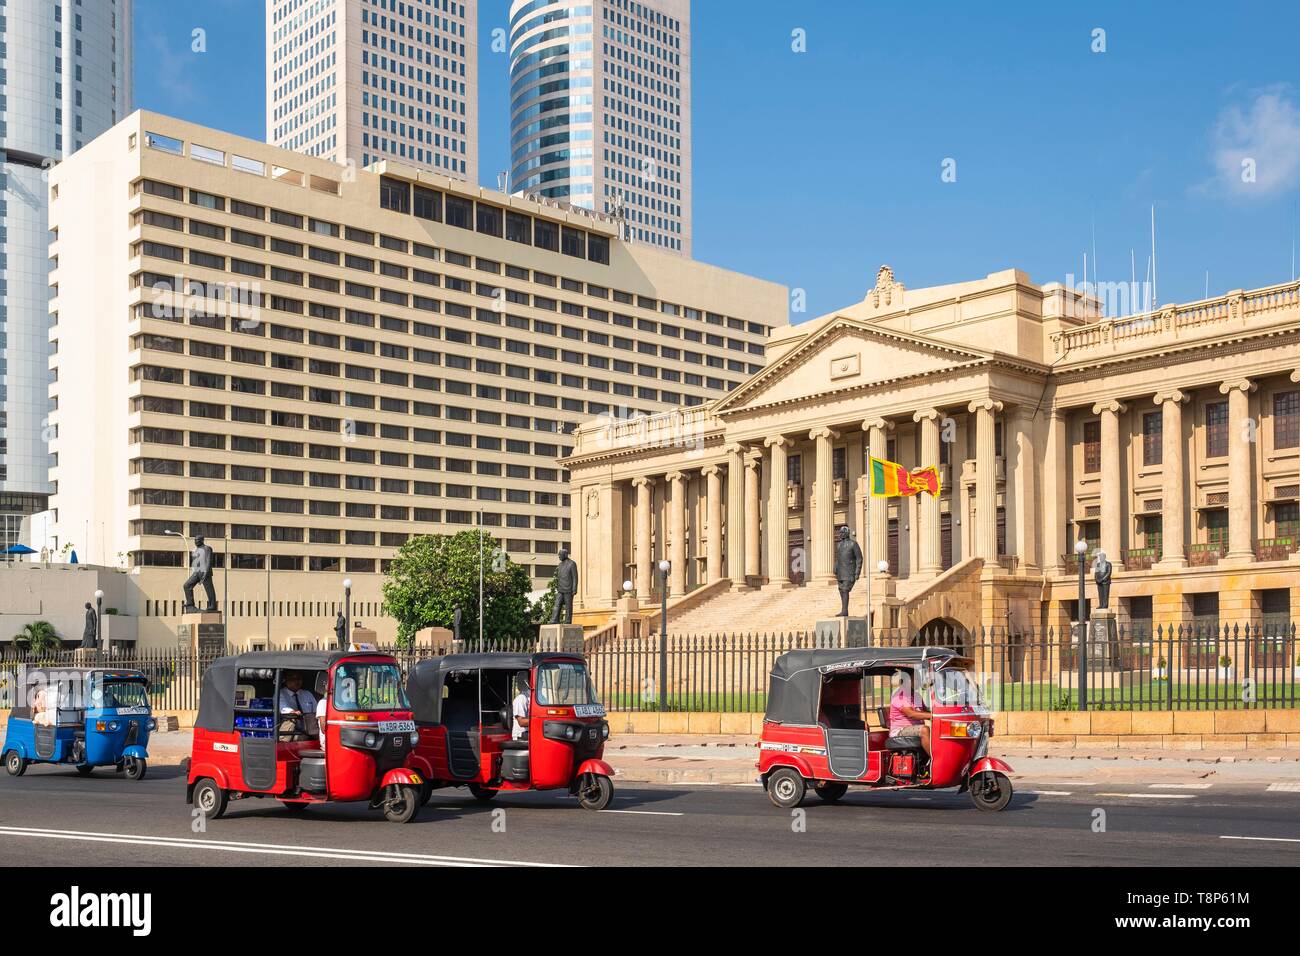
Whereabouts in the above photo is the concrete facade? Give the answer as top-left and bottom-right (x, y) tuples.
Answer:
(43, 111), (786, 648)
(565, 265), (1300, 637)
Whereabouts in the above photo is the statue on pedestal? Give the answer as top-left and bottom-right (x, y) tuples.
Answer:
(182, 535), (217, 613)
(81, 602), (98, 650)
(549, 549), (579, 625)
(1092, 550), (1112, 610)
(334, 612), (347, 649)
(834, 526), (864, 617)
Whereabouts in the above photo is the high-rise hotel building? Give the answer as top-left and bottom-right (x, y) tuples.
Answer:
(46, 112), (785, 647)
(0, 0), (132, 549)
(266, 0), (477, 181)
(508, 0), (691, 255)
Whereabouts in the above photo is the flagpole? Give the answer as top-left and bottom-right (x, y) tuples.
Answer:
(865, 486), (873, 636)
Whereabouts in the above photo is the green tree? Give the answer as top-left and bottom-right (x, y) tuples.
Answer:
(531, 574), (558, 624)
(382, 531), (534, 649)
(15, 620), (60, 656)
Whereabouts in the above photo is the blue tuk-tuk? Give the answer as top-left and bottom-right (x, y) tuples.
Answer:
(3, 667), (154, 779)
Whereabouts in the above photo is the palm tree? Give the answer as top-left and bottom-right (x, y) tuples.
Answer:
(15, 620), (59, 656)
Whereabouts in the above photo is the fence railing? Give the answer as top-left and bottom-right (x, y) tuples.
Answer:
(3, 623), (1297, 714)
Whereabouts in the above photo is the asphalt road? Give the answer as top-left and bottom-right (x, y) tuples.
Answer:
(1, 763), (1297, 867)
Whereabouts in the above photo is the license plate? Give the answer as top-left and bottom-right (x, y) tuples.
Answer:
(116, 707), (150, 716)
(574, 704), (605, 718)
(378, 720), (416, 733)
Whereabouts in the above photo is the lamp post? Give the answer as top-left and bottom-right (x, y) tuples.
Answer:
(1075, 539), (1089, 712)
(658, 559), (671, 711)
(342, 578), (353, 649)
(93, 588), (104, 660)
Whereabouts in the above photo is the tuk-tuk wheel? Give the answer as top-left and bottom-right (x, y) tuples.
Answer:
(280, 801), (310, 813)
(766, 768), (806, 809)
(467, 784), (498, 802)
(418, 780), (434, 806)
(193, 778), (228, 819)
(123, 757), (148, 781)
(576, 773), (614, 811)
(76, 765), (95, 777)
(814, 782), (848, 803)
(4, 751), (26, 777)
(969, 771), (1013, 812)
(383, 784), (420, 824)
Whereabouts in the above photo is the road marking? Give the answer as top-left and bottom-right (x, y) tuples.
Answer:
(603, 808), (684, 816)
(1021, 790), (1072, 796)
(1096, 792), (1197, 799)
(1150, 783), (1213, 790)
(1221, 835), (1300, 844)
(0, 825), (566, 867)
(1266, 782), (1300, 792)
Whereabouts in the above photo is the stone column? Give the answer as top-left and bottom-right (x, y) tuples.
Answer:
(913, 408), (943, 576)
(744, 451), (762, 578)
(1092, 399), (1127, 570)
(862, 418), (893, 574)
(702, 465), (723, 584)
(666, 471), (687, 597)
(764, 436), (791, 588)
(969, 399), (1003, 562)
(1045, 410), (1069, 571)
(1221, 379), (1257, 564)
(725, 444), (747, 587)
(809, 426), (840, 584)
(1011, 406), (1039, 569)
(1153, 390), (1189, 569)
(632, 477), (654, 598)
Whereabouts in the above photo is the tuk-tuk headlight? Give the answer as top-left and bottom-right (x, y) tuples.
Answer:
(147, 718), (157, 731)
(410, 732), (420, 747)
(600, 722), (610, 740)
(968, 721), (983, 738)
(108, 721), (120, 732)
(364, 732), (378, 748)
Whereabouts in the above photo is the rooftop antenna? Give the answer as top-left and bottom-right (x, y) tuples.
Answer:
(1090, 203), (1099, 292)
(1130, 248), (1137, 316)
(1144, 254), (1153, 313)
(497, 169), (509, 193)
(1150, 204), (1159, 308)
(1292, 201), (1296, 281)
(1205, 270), (1210, 299)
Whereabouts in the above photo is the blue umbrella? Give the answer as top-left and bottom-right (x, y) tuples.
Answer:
(69, 550), (79, 564)
(3, 545), (36, 555)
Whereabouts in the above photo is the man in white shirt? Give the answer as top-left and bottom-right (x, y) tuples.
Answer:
(278, 672), (317, 739)
(511, 671), (531, 740)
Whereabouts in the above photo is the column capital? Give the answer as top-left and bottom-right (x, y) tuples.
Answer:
(700, 464), (722, 478)
(744, 450), (763, 469)
(808, 426), (840, 442)
(967, 398), (1004, 414)
(1218, 379), (1257, 396)
(1010, 404), (1038, 423)
(631, 476), (655, 489)
(1291, 370), (1300, 383)
(1091, 399), (1127, 415)
(723, 442), (748, 457)
(762, 434), (791, 449)
(912, 407), (942, 424)
(665, 471), (686, 484)
(1153, 389), (1190, 406)
(861, 417), (895, 433)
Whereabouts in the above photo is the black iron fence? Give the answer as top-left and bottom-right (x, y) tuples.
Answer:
(3, 623), (1297, 713)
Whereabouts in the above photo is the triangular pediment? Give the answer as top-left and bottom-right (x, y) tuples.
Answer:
(713, 318), (992, 415)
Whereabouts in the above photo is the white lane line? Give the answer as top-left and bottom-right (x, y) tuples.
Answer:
(1021, 790), (1073, 796)
(1221, 835), (1300, 844)
(603, 808), (684, 816)
(1150, 783), (1213, 790)
(1266, 782), (1300, 792)
(1096, 792), (1196, 800)
(0, 825), (565, 867)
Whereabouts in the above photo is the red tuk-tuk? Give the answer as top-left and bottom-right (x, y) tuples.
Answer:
(758, 646), (1014, 811)
(187, 649), (425, 823)
(406, 652), (615, 810)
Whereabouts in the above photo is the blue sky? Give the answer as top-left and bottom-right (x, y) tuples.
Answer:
(136, 0), (1300, 322)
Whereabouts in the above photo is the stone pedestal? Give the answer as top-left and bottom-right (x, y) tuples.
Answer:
(538, 624), (584, 653)
(614, 596), (642, 641)
(814, 617), (870, 648)
(178, 612), (225, 656)
(1087, 609), (1119, 672)
(414, 627), (454, 651)
(348, 626), (377, 647)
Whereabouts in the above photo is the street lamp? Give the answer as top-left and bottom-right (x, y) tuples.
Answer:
(342, 578), (353, 649)
(623, 579), (634, 597)
(1075, 538), (1090, 712)
(93, 588), (104, 660)
(658, 559), (671, 711)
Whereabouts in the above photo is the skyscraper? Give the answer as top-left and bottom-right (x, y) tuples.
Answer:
(266, 0), (477, 182)
(508, 0), (691, 256)
(0, 0), (133, 549)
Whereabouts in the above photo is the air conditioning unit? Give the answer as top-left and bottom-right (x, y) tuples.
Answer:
(832, 478), (848, 504)
(786, 483), (803, 510)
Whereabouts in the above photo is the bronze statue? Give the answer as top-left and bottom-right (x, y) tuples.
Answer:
(1092, 550), (1112, 609)
(334, 612), (347, 649)
(549, 549), (579, 625)
(182, 535), (217, 613)
(81, 602), (98, 650)
(834, 526), (864, 617)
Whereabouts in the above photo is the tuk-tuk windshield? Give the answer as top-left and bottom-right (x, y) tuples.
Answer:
(535, 661), (597, 706)
(95, 681), (149, 711)
(332, 661), (409, 712)
(930, 666), (982, 708)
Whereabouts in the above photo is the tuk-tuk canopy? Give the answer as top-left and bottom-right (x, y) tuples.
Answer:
(10, 667), (147, 719)
(764, 647), (961, 726)
(407, 652), (585, 724)
(195, 649), (389, 732)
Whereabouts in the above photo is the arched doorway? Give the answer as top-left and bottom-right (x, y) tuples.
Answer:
(912, 617), (970, 653)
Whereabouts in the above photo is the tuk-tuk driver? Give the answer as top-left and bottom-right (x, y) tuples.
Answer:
(888, 670), (932, 755)
(511, 671), (531, 740)
(279, 672), (318, 738)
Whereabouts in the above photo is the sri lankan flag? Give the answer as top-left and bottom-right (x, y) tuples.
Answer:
(869, 457), (941, 497)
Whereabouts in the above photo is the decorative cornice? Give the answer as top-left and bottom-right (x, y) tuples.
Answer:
(1092, 399), (1127, 415)
(1218, 379), (1257, 395)
(1153, 389), (1190, 406)
(968, 399), (1005, 414)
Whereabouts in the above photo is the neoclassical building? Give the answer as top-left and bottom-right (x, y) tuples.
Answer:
(565, 267), (1300, 637)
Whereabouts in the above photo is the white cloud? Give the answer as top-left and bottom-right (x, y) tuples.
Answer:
(1207, 86), (1300, 197)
